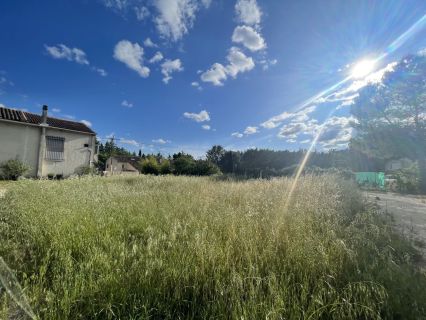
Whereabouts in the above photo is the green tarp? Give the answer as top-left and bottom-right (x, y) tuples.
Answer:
(355, 172), (385, 189)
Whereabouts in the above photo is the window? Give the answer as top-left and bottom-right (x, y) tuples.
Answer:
(84, 143), (89, 148)
(46, 136), (65, 161)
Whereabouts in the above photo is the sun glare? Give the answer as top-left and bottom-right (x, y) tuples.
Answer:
(351, 59), (376, 79)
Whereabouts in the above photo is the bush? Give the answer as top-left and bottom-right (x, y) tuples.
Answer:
(172, 154), (195, 175)
(394, 164), (420, 193)
(0, 159), (30, 180)
(192, 160), (221, 176)
(75, 165), (97, 176)
(140, 157), (160, 175)
(159, 159), (172, 175)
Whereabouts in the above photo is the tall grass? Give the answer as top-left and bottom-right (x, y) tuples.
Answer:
(0, 175), (425, 319)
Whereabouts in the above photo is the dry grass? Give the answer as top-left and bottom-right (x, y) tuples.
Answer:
(0, 175), (425, 319)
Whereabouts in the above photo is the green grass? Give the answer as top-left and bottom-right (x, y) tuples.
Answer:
(0, 175), (425, 319)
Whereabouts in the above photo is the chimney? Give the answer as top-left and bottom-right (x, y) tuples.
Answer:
(41, 105), (48, 125)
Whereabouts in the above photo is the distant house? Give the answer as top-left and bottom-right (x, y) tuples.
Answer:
(0, 105), (97, 178)
(105, 156), (141, 176)
(385, 158), (415, 172)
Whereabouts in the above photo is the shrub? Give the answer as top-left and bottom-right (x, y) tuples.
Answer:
(159, 159), (172, 175)
(140, 157), (160, 175)
(192, 160), (221, 176)
(172, 154), (195, 175)
(75, 165), (97, 176)
(394, 164), (420, 193)
(0, 159), (30, 180)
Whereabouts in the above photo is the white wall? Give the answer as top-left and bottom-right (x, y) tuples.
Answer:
(0, 121), (40, 176)
(42, 128), (95, 177)
(0, 120), (96, 177)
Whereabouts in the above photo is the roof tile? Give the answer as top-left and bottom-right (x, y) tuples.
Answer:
(0, 106), (95, 134)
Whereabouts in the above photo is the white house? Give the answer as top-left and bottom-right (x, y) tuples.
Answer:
(385, 158), (415, 172)
(105, 156), (140, 176)
(0, 105), (97, 178)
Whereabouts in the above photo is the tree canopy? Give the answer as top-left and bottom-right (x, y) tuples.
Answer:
(350, 53), (426, 191)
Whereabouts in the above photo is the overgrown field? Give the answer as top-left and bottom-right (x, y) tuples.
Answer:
(0, 175), (425, 319)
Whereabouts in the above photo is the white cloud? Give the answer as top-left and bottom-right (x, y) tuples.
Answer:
(277, 122), (312, 139)
(201, 0), (212, 8)
(161, 58), (183, 83)
(183, 110), (210, 122)
(144, 37), (157, 48)
(202, 124), (211, 130)
(330, 62), (397, 100)
(260, 58), (278, 70)
(232, 25), (266, 51)
(102, 0), (129, 12)
(120, 138), (139, 147)
(200, 63), (228, 86)
(200, 47), (254, 86)
(52, 108), (61, 113)
(235, 0), (261, 25)
(135, 6), (150, 20)
(113, 40), (150, 77)
(261, 105), (317, 129)
(275, 114), (355, 150)
(226, 47), (255, 77)
(121, 100), (134, 108)
(149, 51), (164, 63)
(317, 116), (355, 149)
(45, 44), (89, 65)
(93, 67), (108, 77)
(152, 138), (170, 144)
(231, 132), (243, 138)
(244, 126), (258, 135)
(81, 120), (92, 127)
(153, 0), (199, 42)
(45, 45), (107, 77)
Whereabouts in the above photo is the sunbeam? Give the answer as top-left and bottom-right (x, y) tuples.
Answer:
(283, 13), (426, 211)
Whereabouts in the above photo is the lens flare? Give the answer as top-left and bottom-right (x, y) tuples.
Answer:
(351, 59), (376, 78)
(283, 13), (426, 211)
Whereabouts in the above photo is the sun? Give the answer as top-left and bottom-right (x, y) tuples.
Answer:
(351, 59), (376, 79)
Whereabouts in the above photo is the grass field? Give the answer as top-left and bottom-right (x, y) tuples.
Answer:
(0, 175), (425, 319)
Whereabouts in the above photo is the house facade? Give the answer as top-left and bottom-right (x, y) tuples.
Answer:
(0, 105), (97, 178)
(385, 158), (415, 172)
(105, 156), (141, 176)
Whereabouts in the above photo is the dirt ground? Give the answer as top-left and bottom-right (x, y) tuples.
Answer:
(365, 191), (426, 264)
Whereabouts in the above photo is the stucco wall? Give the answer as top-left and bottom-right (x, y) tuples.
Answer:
(0, 120), (96, 177)
(105, 158), (139, 175)
(42, 128), (95, 177)
(0, 121), (40, 176)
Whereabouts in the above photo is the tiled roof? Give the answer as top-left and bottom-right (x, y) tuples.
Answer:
(112, 156), (142, 167)
(0, 106), (95, 134)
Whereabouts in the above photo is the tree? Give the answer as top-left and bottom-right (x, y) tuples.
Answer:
(172, 152), (195, 175)
(206, 145), (225, 166)
(350, 53), (426, 192)
(192, 160), (221, 176)
(159, 159), (172, 175)
(140, 156), (160, 175)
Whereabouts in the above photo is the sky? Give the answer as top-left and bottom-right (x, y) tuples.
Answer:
(1, 0), (426, 157)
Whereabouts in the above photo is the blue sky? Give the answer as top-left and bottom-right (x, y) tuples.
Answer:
(1, 0), (425, 157)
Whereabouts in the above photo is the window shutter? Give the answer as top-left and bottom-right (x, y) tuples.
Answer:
(46, 136), (65, 161)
